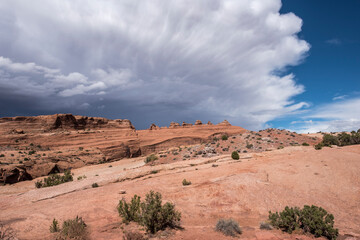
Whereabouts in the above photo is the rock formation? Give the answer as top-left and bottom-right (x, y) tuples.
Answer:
(217, 120), (231, 126)
(169, 122), (181, 128)
(182, 122), (193, 127)
(207, 121), (213, 125)
(195, 120), (202, 125)
(149, 124), (160, 130)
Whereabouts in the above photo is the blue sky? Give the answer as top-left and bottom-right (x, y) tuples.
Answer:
(269, 0), (360, 132)
(0, 0), (359, 132)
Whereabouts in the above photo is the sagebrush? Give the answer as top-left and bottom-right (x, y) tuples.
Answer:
(215, 219), (242, 237)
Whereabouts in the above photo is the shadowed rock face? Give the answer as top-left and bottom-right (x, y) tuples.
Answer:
(0, 114), (246, 183)
(0, 166), (32, 184)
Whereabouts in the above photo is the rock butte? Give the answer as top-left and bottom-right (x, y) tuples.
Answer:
(0, 114), (246, 183)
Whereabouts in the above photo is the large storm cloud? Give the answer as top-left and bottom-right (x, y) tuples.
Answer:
(0, 0), (309, 129)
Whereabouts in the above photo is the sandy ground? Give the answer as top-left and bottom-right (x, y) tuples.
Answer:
(1, 145), (359, 240)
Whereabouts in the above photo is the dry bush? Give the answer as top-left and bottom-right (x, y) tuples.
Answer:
(123, 231), (148, 240)
(0, 224), (16, 240)
(215, 219), (242, 237)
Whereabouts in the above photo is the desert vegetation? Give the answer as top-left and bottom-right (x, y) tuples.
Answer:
(182, 179), (191, 186)
(144, 154), (158, 164)
(231, 151), (239, 160)
(0, 223), (16, 240)
(215, 219), (242, 237)
(35, 170), (73, 188)
(316, 131), (360, 150)
(268, 205), (338, 239)
(50, 216), (87, 240)
(117, 191), (181, 234)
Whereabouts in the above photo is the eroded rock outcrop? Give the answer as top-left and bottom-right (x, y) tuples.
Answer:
(0, 114), (135, 133)
(0, 166), (32, 184)
(182, 122), (193, 127)
(217, 120), (231, 126)
(195, 120), (203, 125)
(169, 122), (181, 128)
(149, 124), (160, 130)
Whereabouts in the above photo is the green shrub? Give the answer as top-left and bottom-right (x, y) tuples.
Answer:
(145, 154), (158, 164)
(302, 142), (310, 146)
(221, 135), (228, 141)
(182, 179), (191, 186)
(231, 151), (239, 160)
(118, 195), (142, 223)
(118, 191), (181, 234)
(246, 143), (253, 149)
(0, 154), (4, 158)
(322, 134), (339, 146)
(50, 218), (60, 233)
(268, 205), (338, 240)
(59, 216), (87, 240)
(141, 191), (181, 233)
(91, 183), (99, 188)
(35, 170), (73, 188)
(215, 219), (242, 237)
(315, 143), (323, 150)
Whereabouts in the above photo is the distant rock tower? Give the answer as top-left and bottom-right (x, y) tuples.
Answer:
(182, 122), (193, 127)
(169, 122), (180, 128)
(207, 121), (213, 125)
(217, 120), (231, 126)
(195, 120), (202, 125)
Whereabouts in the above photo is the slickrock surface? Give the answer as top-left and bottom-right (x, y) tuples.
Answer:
(0, 145), (359, 239)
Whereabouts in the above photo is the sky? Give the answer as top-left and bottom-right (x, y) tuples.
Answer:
(0, 0), (358, 132)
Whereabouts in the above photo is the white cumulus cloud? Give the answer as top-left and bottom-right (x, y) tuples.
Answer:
(0, 0), (310, 129)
